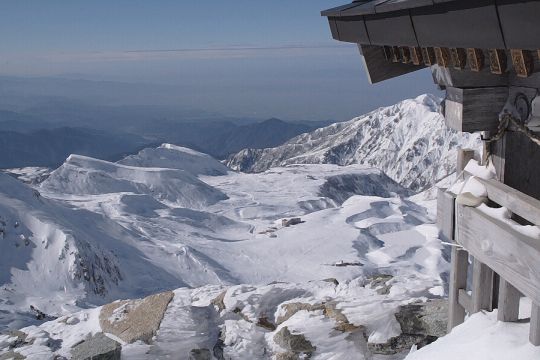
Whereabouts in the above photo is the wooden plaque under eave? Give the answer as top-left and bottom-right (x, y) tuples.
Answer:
(400, 47), (411, 64)
(410, 47), (423, 65)
(435, 47), (451, 68)
(467, 48), (484, 72)
(450, 48), (467, 70)
(489, 49), (507, 75)
(511, 49), (534, 78)
(422, 47), (436, 66)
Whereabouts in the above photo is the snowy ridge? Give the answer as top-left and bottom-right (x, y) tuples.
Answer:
(118, 143), (230, 176)
(227, 94), (481, 191)
(41, 154), (228, 209)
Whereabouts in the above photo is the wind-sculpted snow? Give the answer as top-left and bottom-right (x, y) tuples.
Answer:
(227, 94), (481, 191)
(118, 143), (230, 176)
(40, 154), (228, 209)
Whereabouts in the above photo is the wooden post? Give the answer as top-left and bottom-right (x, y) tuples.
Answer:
(471, 257), (494, 313)
(456, 149), (475, 175)
(530, 303), (540, 346)
(497, 278), (521, 322)
(447, 148), (476, 331)
(448, 248), (469, 331)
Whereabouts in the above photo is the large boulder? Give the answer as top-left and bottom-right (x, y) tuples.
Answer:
(99, 291), (174, 344)
(70, 333), (121, 360)
(395, 299), (448, 338)
(273, 326), (316, 355)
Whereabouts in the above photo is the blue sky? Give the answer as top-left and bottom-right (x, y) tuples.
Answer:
(0, 1), (436, 121)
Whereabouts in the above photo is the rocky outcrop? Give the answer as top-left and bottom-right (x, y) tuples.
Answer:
(273, 327), (316, 356)
(99, 291), (174, 344)
(70, 333), (121, 360)
(368, 299), (448, 355)
(395, 299), (448, 338)
(188, 348), (212, 360)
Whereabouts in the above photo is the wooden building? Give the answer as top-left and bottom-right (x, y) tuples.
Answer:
(322, 0), (540, 346)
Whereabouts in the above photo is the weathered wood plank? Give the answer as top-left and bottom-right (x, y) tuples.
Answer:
(497, 278), (521, 322)
(471, 257), (494, 313)
(359, 44), (424, 84)
(458, 288), (472, 313)
(469, 175), (540, 226)
(437, 188), (455, 243)
(456, 204), (540, 305)
(444, 87), (508, 133)
(448, 248), (469, 331)
(531, 303), (540, 346)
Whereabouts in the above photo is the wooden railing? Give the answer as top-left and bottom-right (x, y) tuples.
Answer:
(438, 150), (540, 346)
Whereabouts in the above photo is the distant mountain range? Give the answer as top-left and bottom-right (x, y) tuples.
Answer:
(0, 111), (326, 168)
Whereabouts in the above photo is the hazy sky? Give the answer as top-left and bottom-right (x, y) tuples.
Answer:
(0, 1), (437, 121)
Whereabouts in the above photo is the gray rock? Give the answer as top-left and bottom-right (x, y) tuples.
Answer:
(0, 351), (25, 360)
(395, 299), (448, 338)
(276, 303), (324, 325)
(275, 352), (299, 360)
(368, 274), (393, 295)
(273, 326), (316, 354)
(99, 291), (174, 344)
(211, 290), (227, 312)
(368, 299), (448, 355)
(189, 348), (211, 360)
(368, 334), (427, 355)
(70, 333), (121, 360)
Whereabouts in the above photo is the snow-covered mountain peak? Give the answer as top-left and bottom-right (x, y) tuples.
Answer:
(40, 155), (228, 209)
(227, 94), (481, 192)
(118, 142), (230, 176)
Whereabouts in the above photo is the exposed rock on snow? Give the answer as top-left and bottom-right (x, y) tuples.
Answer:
(99, 291), (174, 344)
(227, 94), (481, 191)
(70, 332), (121, 360)
(273, 326), (316, 355)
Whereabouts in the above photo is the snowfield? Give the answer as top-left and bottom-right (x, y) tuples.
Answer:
(1, 96), (535, 359)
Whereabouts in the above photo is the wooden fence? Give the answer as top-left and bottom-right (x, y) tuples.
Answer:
(438, 150), (540, 346)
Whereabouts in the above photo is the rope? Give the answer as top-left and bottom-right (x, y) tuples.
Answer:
(484, 112), (540, 146)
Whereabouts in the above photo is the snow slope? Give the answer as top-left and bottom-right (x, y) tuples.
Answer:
(227, 95), (481, 191)
(118, 143), (230, 176)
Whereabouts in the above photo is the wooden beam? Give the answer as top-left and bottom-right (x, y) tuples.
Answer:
(435, 47), (451, 67)
(456, 204), (540, 305)
(359, 45), (424, 84)
(467, 48), (484, 72)
(448, 248), (469, 331)
(471, 257), (494, 313)
(383, 46), (393, 62)
(489, 49), (507, 75)
(444, 87), (508, 132)
(432, 65), (508, 88)
(450, 48), (467, 70)
(531, 303), (540, 346)
(511, 49), (534, 78)
(467, 175), (540, 226)
(497, 278), (521, 322)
